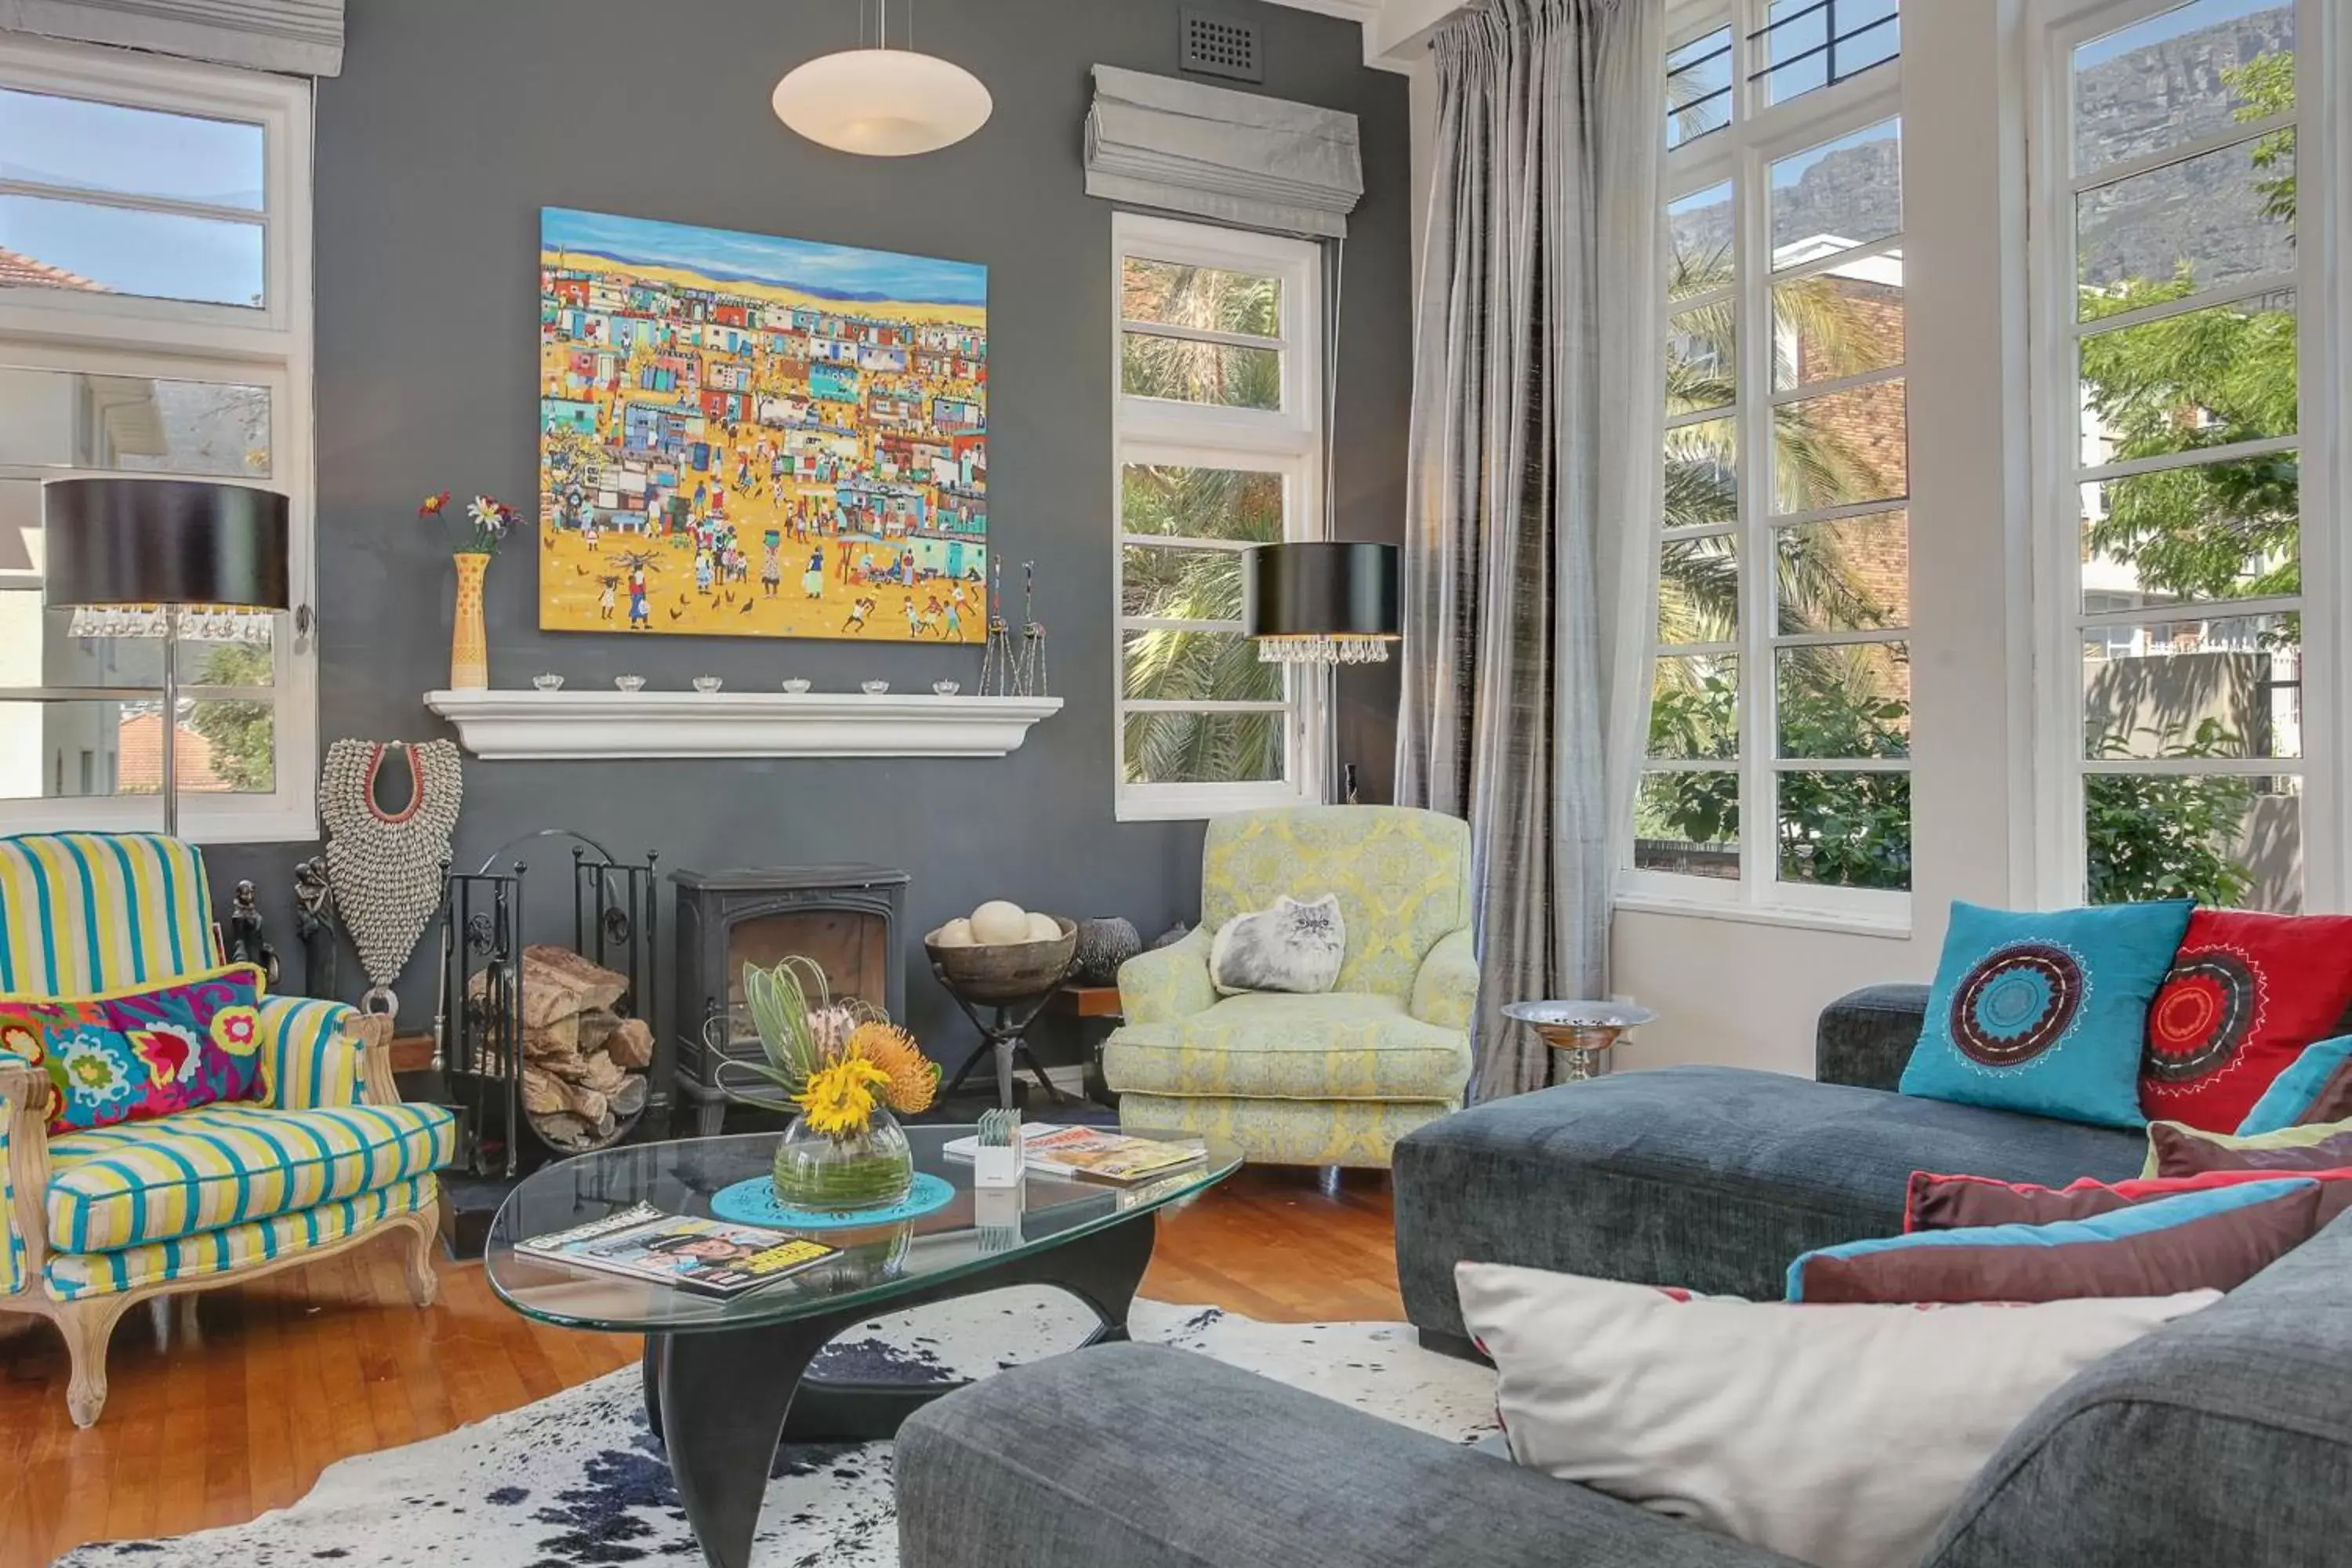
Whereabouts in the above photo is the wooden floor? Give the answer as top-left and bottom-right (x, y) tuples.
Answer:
(0, 1166), (1400, 1568)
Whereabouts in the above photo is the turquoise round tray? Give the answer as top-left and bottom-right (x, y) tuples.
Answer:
(708, 1170), (956, 1230)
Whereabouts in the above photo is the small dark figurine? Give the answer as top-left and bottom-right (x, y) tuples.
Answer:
(226, 879), (281, 987)
(293, 855), (339, 1000)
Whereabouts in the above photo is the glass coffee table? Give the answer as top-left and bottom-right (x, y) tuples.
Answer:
(485, 1124), (1241, 1568)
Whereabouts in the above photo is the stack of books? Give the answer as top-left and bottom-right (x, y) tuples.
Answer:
(515, 1203), (837, 1297)
(944, 1123), (1210, 1185)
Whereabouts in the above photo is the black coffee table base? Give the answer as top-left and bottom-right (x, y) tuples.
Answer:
(641, 1211), (1158, 1568)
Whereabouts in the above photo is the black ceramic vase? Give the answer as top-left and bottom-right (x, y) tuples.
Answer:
(1072, 915), (1143, 987)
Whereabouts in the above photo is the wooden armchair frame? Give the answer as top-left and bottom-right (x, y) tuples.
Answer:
(0, 1014), (440, 1426)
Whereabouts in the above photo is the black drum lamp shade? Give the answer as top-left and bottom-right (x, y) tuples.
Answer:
(41, 477), (290, 612)
(40, 477), (292, 837)
(1242, 541), (1401, 664)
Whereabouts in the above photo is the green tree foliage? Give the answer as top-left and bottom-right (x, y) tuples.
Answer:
(187, 642), (274, 793)
(2085, 721), (2255, 907)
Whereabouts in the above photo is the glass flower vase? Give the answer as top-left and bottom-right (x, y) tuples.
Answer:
(771, 1108), (915, 1214)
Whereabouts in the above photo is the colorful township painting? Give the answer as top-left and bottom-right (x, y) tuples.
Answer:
(538, 208), (988, 641)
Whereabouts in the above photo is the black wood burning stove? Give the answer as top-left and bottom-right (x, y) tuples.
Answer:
(670, 864), (910, 1135)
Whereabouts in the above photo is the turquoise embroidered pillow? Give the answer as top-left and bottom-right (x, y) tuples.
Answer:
(1900, 901), (2194, 1130)
(0, 964), (268, 1134)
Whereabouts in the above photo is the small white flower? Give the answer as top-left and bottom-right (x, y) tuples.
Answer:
(469, 496), (502, 529)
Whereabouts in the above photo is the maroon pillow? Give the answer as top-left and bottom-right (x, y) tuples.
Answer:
(2148, 1120), (2352, 1177)
(1907, 1167), (2352, 1232)
(1789, 1178), (2323, 1305)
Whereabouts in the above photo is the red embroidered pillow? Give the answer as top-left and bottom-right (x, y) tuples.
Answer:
(0, 964), (268, 1134)
(2139, 909), (2352, 1132)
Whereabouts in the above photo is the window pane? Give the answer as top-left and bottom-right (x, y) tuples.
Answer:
(1121, 629), (1280, 705)
(1121, 332), (1280, 410)
(1759, 0), (1900, 104)
(2082, 614), (2299, 760)
(2086, 771), (2299, 910)
(1664, 416), (1737, 528)
(1660, 534), (1737, 643)
(1772, 252), (1903, 392)
(1769, 118), (1901, 267)
(0, 195), (263, 308)
(1667, 27), (1733, 148)
(1776, 510), (1908, 633)
(2080, 452), (2298, 608)
(2077, 134), (2296, 321)
(0, 365), (270, 477)
(1120, 463), (1283, 545)
(1121, 543), (1243, 622)
(0, 697), (274, 799)
(1778, 770), (1911, 890)
(1777, 641), (1911, 759)
(0, 89), (264, 211)
(1123, 711), (1282, 785)
(1667, 183), (1734, 302)
(2072, 0), (2294, 178)
(1649, 653), (1739, 760)
(0, 477), (36, 575)
(1121, 258), (1280, 339)
(2078, 292), (2295, 464)
(1773, 379), (1907, 513)
(1634, 771), (1739, 879)
(1666, 304), (1734, 413)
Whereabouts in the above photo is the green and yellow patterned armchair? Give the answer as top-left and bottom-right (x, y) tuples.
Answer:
(0, 832), (456, 1425)
(1105, 806), (1477, 1168)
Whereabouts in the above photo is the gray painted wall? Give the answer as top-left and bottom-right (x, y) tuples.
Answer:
(208, 0), (1413, 1053)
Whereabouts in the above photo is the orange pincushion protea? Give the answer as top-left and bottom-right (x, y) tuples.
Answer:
(842, 1021), (938, 1116)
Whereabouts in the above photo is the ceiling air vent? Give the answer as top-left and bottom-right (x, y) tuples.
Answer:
(1181, 9), (1262, 83)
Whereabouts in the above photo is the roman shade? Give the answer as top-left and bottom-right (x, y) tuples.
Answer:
(0, 0), (343, 74)
(1084, 64), (1363, 240)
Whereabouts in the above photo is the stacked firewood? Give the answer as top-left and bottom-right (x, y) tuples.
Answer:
(505, 945), (656, 1151)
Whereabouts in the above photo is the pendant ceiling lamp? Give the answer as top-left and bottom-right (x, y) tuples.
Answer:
(773, 0), (992, 157)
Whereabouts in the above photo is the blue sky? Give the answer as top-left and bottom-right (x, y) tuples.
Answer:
(543, 208), (985, 307)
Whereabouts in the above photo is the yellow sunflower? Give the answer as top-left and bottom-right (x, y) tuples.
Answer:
(842, 1022), (939, 1116)
(796, 1055), (891, 1138)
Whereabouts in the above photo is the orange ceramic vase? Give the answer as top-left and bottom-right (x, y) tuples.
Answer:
(449, 551), (491, 690)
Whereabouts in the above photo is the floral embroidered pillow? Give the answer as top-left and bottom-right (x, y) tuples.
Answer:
(0, 964), (268, 1134)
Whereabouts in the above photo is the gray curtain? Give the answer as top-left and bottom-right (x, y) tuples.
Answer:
(1395, 0), (1663, 1099)
(0, 0), (343, 74)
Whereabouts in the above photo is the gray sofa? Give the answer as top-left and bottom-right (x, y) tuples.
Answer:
(897, 985), (2352, 1568)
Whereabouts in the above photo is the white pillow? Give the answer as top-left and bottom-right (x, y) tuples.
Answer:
(1208, 894), (1345, 996)
(1455, 1261), (2215, 1568)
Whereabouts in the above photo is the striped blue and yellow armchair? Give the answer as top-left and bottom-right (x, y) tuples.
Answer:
(0, 832), (456, 1425)
(1105, 806), (1478, 1169)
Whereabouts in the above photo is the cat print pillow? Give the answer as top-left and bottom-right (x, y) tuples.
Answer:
(1210, 895), (1347, 996)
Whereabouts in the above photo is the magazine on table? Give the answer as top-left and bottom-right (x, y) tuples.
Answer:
(942, 1123), (1209, 1185)
(514, 1203), (837, 1297)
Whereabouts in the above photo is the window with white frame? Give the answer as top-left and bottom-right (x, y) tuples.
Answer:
(0, 34), (314, 843)
(1112, 212), (1325, 821)
(1631, 1), (1911, 918)
(2032, 0), (2325, 911)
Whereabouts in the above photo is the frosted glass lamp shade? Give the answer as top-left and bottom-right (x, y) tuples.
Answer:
(772, 49), (993, 156)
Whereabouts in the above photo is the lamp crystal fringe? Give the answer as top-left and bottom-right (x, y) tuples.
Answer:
(772, 0), (991, 157)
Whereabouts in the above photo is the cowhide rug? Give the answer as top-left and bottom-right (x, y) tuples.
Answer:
(57, 1292), (1498, 1566)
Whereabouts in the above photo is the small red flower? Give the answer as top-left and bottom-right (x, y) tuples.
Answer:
(419, 490), (452, 517)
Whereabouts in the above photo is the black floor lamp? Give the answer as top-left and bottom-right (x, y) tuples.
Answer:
(41, 478), (291, 837)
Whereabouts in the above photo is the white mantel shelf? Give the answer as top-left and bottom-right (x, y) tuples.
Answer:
(424, 689), (1063, 760)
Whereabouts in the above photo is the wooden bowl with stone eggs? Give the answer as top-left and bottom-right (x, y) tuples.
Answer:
(926, 902), (1078, 1003)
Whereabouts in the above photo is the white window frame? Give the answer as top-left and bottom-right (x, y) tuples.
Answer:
(2024, 0), (2340, 910)
(1110, 211), (1327, 822)
(1621, 0), (1911, 927)
(0, 34), (317, 844)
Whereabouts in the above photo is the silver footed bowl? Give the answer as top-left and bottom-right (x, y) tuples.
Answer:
(1501, 1000), (1659, 1035)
